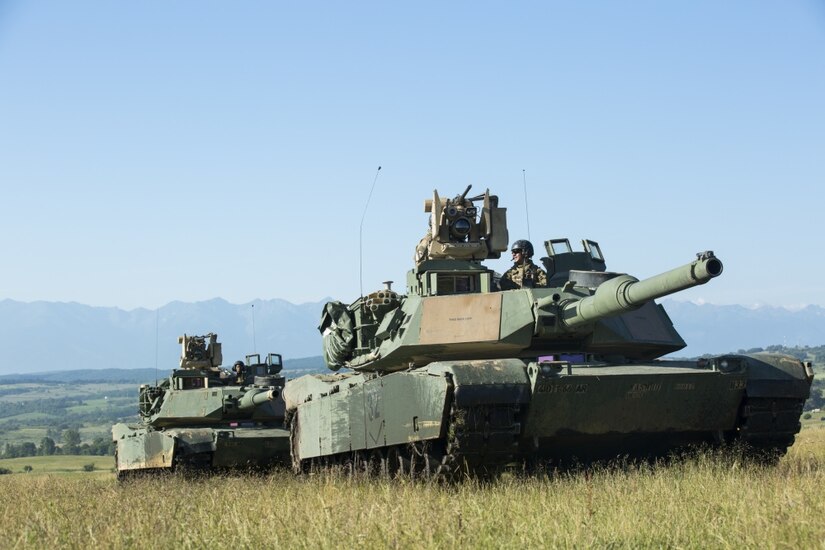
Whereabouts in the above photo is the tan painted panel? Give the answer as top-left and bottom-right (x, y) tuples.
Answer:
(117, 431), (174, 470)
(419, 293), (502, 344)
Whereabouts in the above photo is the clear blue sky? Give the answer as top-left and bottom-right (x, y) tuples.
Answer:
(1, 1), (823, 310)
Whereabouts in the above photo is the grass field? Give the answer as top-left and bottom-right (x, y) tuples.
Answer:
(3, 430), (825, 548)
(0, 382), (134, 404)
(0, 455), (114, 477)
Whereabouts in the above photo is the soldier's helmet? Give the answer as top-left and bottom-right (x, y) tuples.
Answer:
(511, 239), (534, 258)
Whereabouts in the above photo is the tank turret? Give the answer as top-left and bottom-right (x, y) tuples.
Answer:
(113, 334), (290, 478)
(320, 188), (724, 372)
(537, 251), (723, 332)
(286, 187), (812, 478)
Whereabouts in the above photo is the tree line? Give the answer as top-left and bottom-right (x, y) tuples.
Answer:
(1, 428), (114, 458)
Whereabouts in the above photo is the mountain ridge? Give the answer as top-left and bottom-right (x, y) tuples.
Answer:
(0, 297), (330, 375)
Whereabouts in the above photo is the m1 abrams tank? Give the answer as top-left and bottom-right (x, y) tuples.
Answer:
(284, 187), (814, 478)
(112, 333), (290, 478)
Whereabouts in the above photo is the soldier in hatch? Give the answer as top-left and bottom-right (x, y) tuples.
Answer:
(231, 360), (245, 384)
(499, 239), (548, 290)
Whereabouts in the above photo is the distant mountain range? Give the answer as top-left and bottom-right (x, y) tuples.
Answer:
(0, 298), (328, 375)
(1, 298), (824, 375)
(661, 300), (825, 357)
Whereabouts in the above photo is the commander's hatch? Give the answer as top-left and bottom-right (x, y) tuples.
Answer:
(243, 353), (285, 386)
(542, 239), (607, 286)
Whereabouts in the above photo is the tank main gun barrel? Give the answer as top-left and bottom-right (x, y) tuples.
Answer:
(237, 388), (278, 412)
(554, 251), (723, 330)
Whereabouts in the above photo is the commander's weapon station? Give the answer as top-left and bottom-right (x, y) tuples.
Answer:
(411, 185), (509, 296)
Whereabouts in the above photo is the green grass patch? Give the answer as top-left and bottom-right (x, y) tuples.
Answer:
(0, 455), (113, 475)
(65, 396), (134, 414)
(801, 414), (825, 429)
(0, 382), (135, 403)
(0, 412), (53, 424)
(0, 383), (41, 391)
(0, 426), (51, 445)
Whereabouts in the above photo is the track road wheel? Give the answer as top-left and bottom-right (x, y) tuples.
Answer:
(409, 441), (442, 480)
(366, 449), (385, 478)
(386, 446), (411, 479)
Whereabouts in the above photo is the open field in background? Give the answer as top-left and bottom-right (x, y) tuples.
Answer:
(0, 455), (114, 476)
(802, 415), (825, 430)
(0, 379), (139, 453)
(3, 429), (825, 548)
(0, 382), (135, 403)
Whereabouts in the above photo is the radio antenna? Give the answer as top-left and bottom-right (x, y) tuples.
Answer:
(522, 169), (531, 241)
(359, 166), (382, 298)
(154, 307), (159, 385)
(251, 303), (257, 353)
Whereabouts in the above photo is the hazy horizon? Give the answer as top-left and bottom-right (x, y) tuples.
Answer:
(3, 294), (825, 313)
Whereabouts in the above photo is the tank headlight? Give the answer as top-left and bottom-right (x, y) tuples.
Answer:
(715, 357), (741, 373)
(451, 217), (472, 238)
(466, 207), (477, 217)
(446, 206), (458, 217)
(539, 363), (563, 376)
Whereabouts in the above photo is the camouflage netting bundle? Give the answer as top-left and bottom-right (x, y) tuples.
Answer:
(319, 301), (355, 371)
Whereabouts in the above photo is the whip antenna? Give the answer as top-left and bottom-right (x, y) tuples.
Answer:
(251, 303), (257, 353)
(359, 166), (382, 297)
(522, 169), (531, 241)
(154, 307), (159, 385)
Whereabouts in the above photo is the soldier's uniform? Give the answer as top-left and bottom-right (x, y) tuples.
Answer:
(500, 261), (548, 290)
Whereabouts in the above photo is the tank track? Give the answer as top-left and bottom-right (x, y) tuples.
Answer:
(735, 395), (805, 461)
(289, 390), (524, 480)
(433, 402), (522, 479)
(291, 389), (809, 477)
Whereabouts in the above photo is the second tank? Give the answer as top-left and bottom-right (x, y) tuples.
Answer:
(113, 333), (290, 478)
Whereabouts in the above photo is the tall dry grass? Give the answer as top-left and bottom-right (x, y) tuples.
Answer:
(3, 430), (825, 549)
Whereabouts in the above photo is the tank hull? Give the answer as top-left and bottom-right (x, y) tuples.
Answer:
(287, 353), (811, 475)
(113, 424), (290, 477)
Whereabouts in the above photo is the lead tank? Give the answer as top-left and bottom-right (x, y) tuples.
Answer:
(284, 187), (813, 477)
(112, 333), (290, 478)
